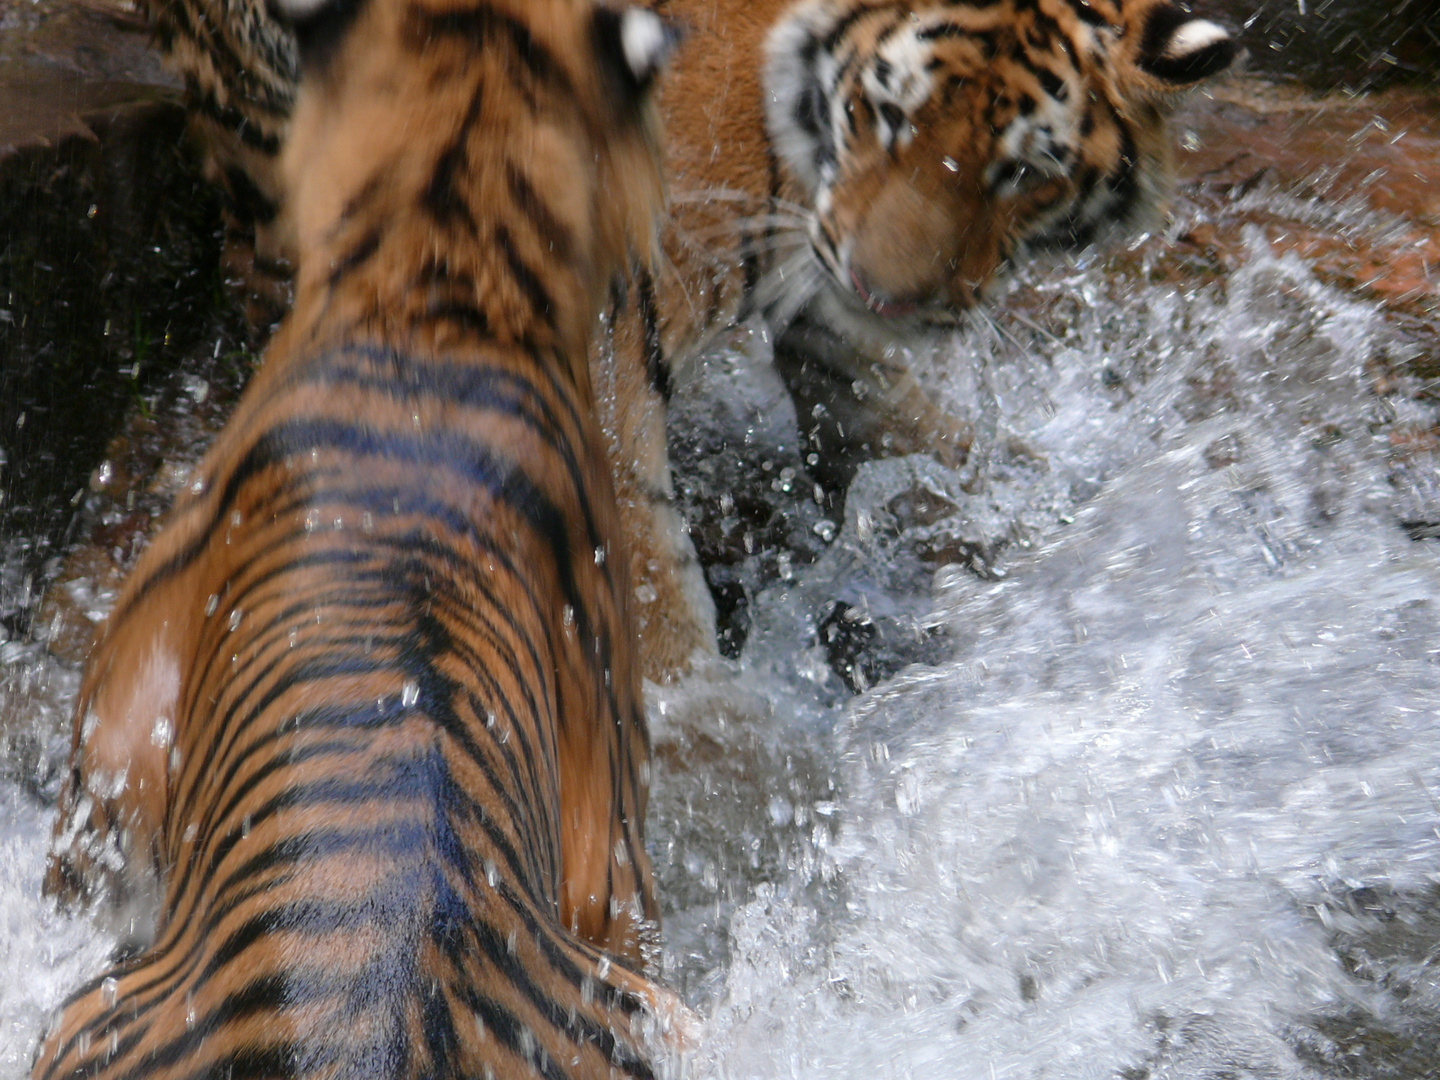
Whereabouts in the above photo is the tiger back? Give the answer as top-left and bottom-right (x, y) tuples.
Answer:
(32, 1), (686, 1077)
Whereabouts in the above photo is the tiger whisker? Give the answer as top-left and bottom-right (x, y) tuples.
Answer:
(669, 187), (812, 219)
(675, 219), (808, 246)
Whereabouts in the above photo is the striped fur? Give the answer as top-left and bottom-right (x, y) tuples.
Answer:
(603, 0), (1238, 674)
(123, 0), (1235, 680)
(33, 1), (683, 1078)
(139, 0), (300, 324)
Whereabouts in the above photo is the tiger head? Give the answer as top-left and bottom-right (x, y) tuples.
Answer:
(269, 0), (681, 352)
(764, 0), (1237, 323)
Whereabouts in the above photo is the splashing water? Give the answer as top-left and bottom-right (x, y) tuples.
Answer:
(657, 234), (1440, 1078)
(3, 229), (1439, 1077)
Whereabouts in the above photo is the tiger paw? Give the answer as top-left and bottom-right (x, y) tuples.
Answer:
(871, 397), (974, 469)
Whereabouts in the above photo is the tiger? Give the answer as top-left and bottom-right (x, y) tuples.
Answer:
(603, 0), (1239, 675)
(31, 0), (688, 1076)
(119, 0), (1237, 680)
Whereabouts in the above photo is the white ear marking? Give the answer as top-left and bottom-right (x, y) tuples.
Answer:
(1166, 19), (1230, 60)
(619, 8), (675, 83)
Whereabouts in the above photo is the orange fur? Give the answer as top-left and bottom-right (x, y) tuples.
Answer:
(128, 0), (1234, 682)
(35, 1), (687, 1077)
(603, 0), (1236, 678)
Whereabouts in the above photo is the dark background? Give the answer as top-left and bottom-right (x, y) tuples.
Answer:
(1195, 0), (1439, 88)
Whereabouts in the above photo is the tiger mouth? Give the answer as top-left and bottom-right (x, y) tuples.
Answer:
(847, 268), (919, 319)
(807, 233), (920, 319)
(807, 229), (964, 325)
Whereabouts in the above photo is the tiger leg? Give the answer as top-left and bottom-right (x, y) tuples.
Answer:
(597, 275), (718, 682)
(44, 579), (190, 943)
(557, 703), (657, 965)
(784, 300), (975, 468)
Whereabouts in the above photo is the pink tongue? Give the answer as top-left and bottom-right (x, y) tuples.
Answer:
(850, 268), (917, 317)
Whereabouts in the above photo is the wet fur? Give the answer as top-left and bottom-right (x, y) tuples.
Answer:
(33, 1), (682, 1077)
(125, 0), (1234, 681)
(602, 0), (1237, 675)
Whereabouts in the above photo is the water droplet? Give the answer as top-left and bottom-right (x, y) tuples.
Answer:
(100, 977), (118, 1007)
(228, 608), (243, 632)
(204, 594), (219, 617)
(768, 796), (793, 826)
(401, 680), (420, 707)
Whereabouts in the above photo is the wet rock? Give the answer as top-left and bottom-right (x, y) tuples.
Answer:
(816, 599), (948, 695)
(0, 0), (174, 155)
(0, 98), (246, 645)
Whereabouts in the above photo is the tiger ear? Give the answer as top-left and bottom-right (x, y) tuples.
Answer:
(1134, 5), (1237, 84)
(266, 0), (367, 70)
(593, 6), (684, 96)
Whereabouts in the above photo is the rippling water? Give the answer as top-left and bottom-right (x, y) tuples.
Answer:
(3, 206), (1439, 1078)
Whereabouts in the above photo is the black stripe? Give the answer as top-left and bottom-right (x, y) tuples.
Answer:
(634, 265), (670, 402)
(108, 344), (604, 630)
(821, 1), (897, 51)
(422, 82), (483, 233)
(494, 223), (556, 326)
(506, 162), (575, 262)
(327, 226), (382, 288)
(404, 1), (573, 98)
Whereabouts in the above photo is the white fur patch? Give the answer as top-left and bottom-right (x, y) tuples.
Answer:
(619, 8), (673, 82)
(987, 81), (1080, 192)
(1165, 19), (1230, 60)
(862, 27), (934, 152)
(764, 1), (840, 195)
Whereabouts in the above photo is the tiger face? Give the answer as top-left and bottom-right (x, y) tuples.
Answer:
(764, 0), (1237, 322)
